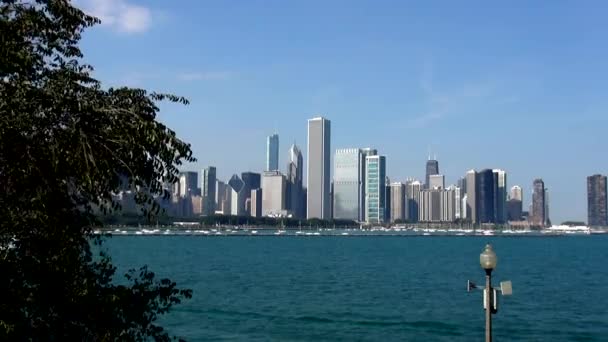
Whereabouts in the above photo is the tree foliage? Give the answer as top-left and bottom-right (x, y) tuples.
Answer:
(1, 0), (194, 340)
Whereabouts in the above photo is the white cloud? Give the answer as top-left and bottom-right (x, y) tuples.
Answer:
(176, 71), (235, 81)
(78, 0), (152, 34)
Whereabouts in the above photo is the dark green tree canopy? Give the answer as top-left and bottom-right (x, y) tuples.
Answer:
(1, 0), (194, 340)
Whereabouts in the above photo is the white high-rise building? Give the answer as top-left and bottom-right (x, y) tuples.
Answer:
(307, 117), (331, 219)
(262, 171), (287, 217)
(465, 170), (477, 223)
(266, 134), (279, 171)
(390, 182), (406, 222)
(333, 148), (362, 221)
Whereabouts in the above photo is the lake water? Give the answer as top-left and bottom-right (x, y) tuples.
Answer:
(106, 235), (608, 341)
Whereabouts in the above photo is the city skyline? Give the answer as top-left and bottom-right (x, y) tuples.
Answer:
(79, 1), (608, 223)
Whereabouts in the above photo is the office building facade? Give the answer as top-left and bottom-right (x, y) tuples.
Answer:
(531, 179), (546, 227)
(465, 170), (477, 223)
(333, 148), (362, 221)
(425, 158), (439, 189)
(201, 167), (216, 215)
(307, 117), (331, 219)
(390, 182), (406, 222)
(266, 133), (279, 171)
(477, 169), (496, 224)
(262, 171), (287, 217)
(365, 155), (386, 223)
(286, 144), (304, 219)
(587, 174), (608, 226)
(405, 179), (422, 222)
(493, 169), (507, 224)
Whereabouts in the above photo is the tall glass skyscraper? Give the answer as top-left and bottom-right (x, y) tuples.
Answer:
(266, 133), (279, 171)
(365, 155), (386, 224)
(333, 148), (362, 221)
(465, 170), (477, 223)
(307, 117), (331, 219)
(493, 169), (507, 224)
(477, 169), (496, 223)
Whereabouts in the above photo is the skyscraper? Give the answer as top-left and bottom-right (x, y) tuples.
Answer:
(531, 179), (546, 227)
(266, 133), (279, 171)
(201, 167), (216, 215)
(307, 117), (331, 219)
(365, 155), (386, 223)
(360, 148), (378, 221)
(477, 169), (496, 224)
(215, 180), (228, 214)
(390, 182), (405, 222)
(405, 179), (422, 222)
(262, 171), (287, 217)
(425, 158), (439, 189)
(286, 143), (304, 218)
(465, 170), (477, 223)
(587, 174), (608, 226)
(333, 148), (362, 221)
(493, 169), (507, 224)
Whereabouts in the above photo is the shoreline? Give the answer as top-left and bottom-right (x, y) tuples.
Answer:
(94, 226), (608, 237)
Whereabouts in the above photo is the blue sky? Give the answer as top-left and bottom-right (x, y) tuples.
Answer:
(78, 0), (608, 223)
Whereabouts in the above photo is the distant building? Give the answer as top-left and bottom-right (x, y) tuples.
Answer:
(228, 174), (246, 216)
(507, 199), (523, 221)
(215, 180), (229, 214)
(544, 188), (551, 226)
(201, 167), (216, 215)
(419, 187), (459, 222)
(510, 185), (523, 201)
(286, 143), (304, 218)
(531, 179), (546, 227)
(262, 171), (287, 217)
(385, 178), (391, 222)
(241, 171), (261, 215)
(191, 195), (203, 215)
(447, 185), (462, 219)
(365, 155), (386, 224)
(266, 133), (279, 171)
(390, 182), (406, 222)
(429, 174), (445, 190)
(333, 148), (362, 221)
(405, 179), (422, 222)
(465, 170), (477, 223)
(360, 148), (378, 221)
(587, 174), (608, 226)
(307, 117), (331, 219)
(250, 188), (262, 218)
(178, 171), (198, 198)
(493, 169), (507, 224)
(425, 158), (439, 189)
(477, 169), (496, 224)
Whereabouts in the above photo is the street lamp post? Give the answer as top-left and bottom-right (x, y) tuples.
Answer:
(480, 244), (497, 342)
(468, 244), (511, 342)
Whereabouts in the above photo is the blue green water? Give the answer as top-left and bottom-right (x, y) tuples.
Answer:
(106, 235), (608, 341)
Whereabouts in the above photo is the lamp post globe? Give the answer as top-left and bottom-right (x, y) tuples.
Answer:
(480, 244), (497, 271)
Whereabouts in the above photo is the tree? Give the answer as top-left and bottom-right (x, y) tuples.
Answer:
(1, 0), (194, 340)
